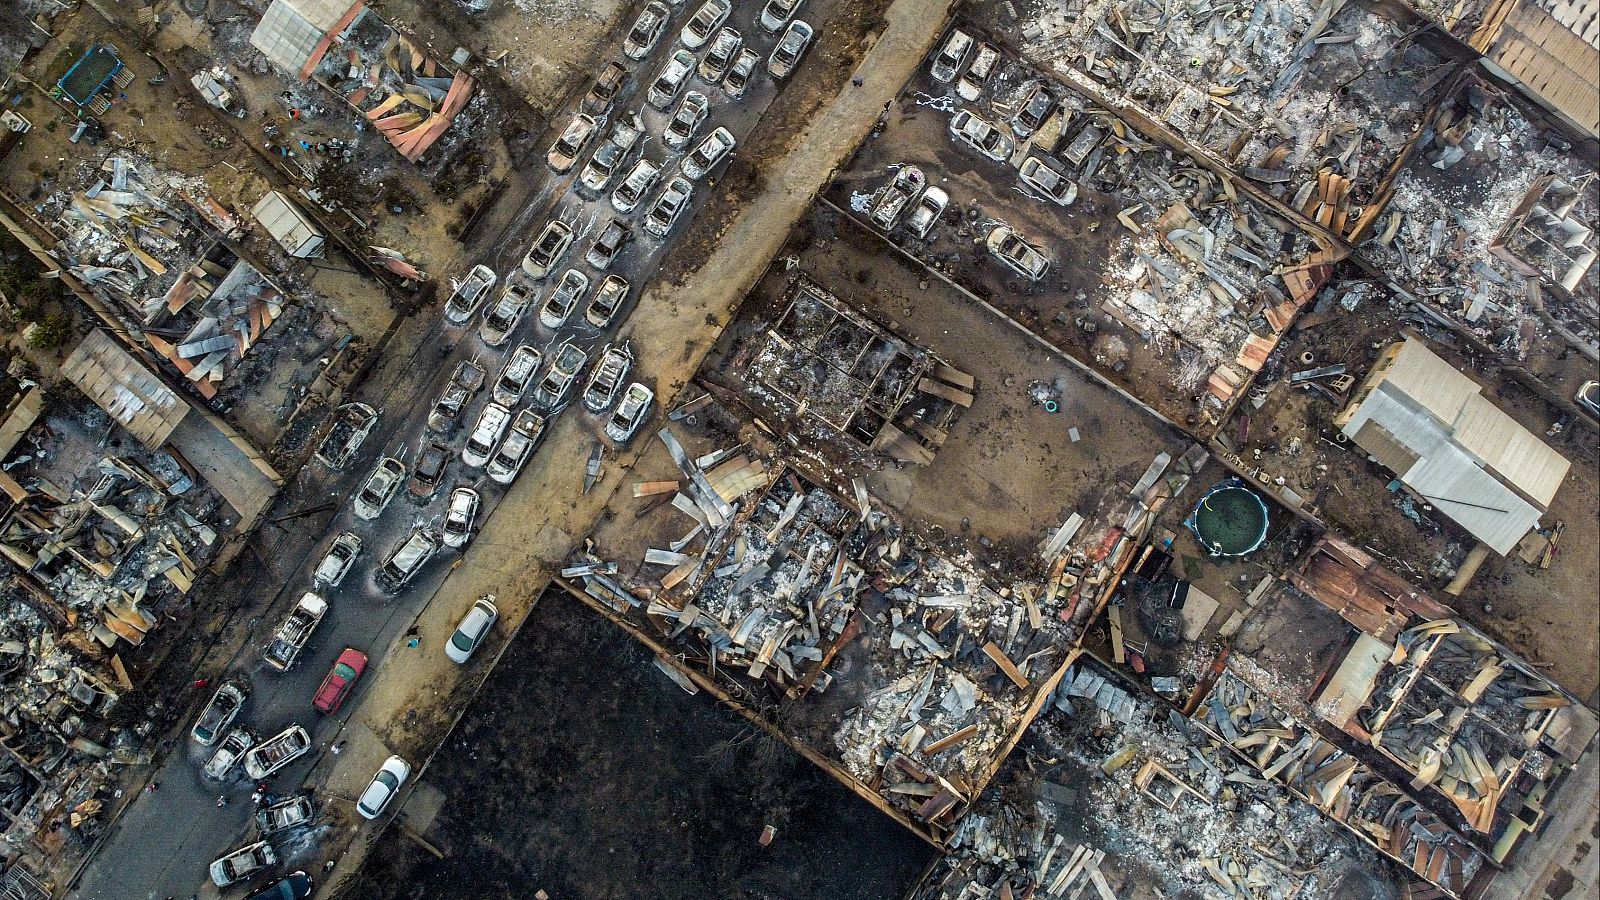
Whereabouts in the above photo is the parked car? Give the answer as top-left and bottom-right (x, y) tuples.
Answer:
(986, 224), (1050, 281)
(648, 49), (696, 109)
(210, 841), (276, 888)
(767, 20), (812, 79)
(1577, 380), (1599, 417)
(192, 681), (247, 746)
(929, 28), (973, 83)
(698, 27), (742, 83)
(759, 0), (804, 32)
(257, 794), (316, 835)
(681, 0), (731, 49)
(313, 532), (362, 589)
(313, 402), (377, 470)
(582, 343), (634, 413)
(586, 219), (634, 270)
(682, 127), (735, 180)
(623, 1), (671, 59)
(487, 409), (547, 486)
(581, 115), (644, 193)
(203, 728), (253, 780)
(904, 185), (949, 239)
(462, 402), (513, 468)
(492, 344), (544, 407)
(480, 281), (535, 347)
(870, 165), (926, 231)
(664, 91), (709, 151)
(441, 487), (480, 549)
(244, 871), (312, 900)
(606, 382), (655, 444)
(949, 109), (1015, 162)
(724, 48), (759, 98)
(408, 442), (450, 502)
(442, 264), (496, 324)
(353, 457), (405, 520)
(446, 595), (499, 664)
(645, 176), (693, 238)
(262, 592), (327, 672)
(1018, 155), (1077, 206)
(313, 647), (368, 714)
(535, 340), (589, 409)
(957, 43), (999, 101)
(427, 360), (486, 434)
(582, 61), (630, 116)
(1012, 82), (1056, 138)
(546, 113), (598, 173)
(584, 274), (630, 329)
(521, 219), (575, 279)
(377, 528), (439, 592)
(611, 157), (661, 214)
(356, 755), (411, 819)
(540, 269), (590, 330)
(243, 724), (311, 780)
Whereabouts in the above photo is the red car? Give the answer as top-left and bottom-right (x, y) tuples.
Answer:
(313, 648), (368, 714)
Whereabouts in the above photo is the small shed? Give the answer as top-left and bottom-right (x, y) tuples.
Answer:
(251, 191), (325, 258)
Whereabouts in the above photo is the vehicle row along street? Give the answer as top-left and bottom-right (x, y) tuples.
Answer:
(67, 0), (959, 895)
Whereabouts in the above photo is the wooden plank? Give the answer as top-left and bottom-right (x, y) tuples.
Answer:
(921, 724), (979, 755)
(917, 376), (974, 407)
(633, 480), (679, 498)
(983, 641), (1030, 689)
(1108, 604), (1126, 664)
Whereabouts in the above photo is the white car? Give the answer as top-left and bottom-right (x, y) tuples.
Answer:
(929, 28), (973, 83)
(487, 409), (547, 485)
(442, 487), (479, 549)
(446, 595), (499, 664)
(582, 344), (633, 413)
(648, 49), (696, 109)
(698, 28), (742, 84)
(1018, 156), (1078, 206)
(611, 157), (662, 215)
(243, 724), (311, 780)
(191, 682), (247, 746)
(585, 274), (630, 328)
(680, 0), (731, 49)
(313, 532), (363, 589)
(442, 264), (496, 324)
(203, 728), (253, 780)
(479, 280), (535, 347)
(540, 269), (589, 330)
(521, 219), (574, 279)
(767, 20), (812, 79)
(624, 1), (671, 59)
(462, 402), (513, 468)
(759, 0), (803, 32)
(586, 219), (634, 270)
(536, 340), (589, 409)
(353, 457), (405, 520)
(357, 755), (411, 819)
(682, 127), (735, 180)
(606, 382), (654, 444)
(904, 186), (948, 239)
(377, 528), (438, 592)
(645, 176), (693, 239)
(492, 344), (544, 407)
(724, 48), (759, 98)
(209, 841), (276, 888)
(949, 109), (1015, 162)
(986, 224), (1050, 281)
(547, 113), (598, 173)
(664, 91), (710, 151)
(957, 43), (999, 101)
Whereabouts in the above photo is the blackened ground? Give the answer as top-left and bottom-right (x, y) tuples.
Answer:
(342, 588), (935, 900)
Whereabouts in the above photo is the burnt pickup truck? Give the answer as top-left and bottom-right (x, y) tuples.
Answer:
(244, 724), (311, 780)
(263, 593), (328, 672)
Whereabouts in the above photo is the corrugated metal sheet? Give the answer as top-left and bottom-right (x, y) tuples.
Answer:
(250, 191), (324, 258)
(60, 331), (187, 449)
(1452, 393), (1570, 506)
(249, 0), (358, 78)
(1382, 337), (1481, 425)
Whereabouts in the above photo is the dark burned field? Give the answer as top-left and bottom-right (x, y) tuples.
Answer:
(343, 588), (935, 900)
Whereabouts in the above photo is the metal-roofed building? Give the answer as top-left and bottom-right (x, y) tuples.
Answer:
(61, 330), (188, 449)
(251, 190), (325, 258)
(248, 0), (364, 81)
(1335, 335), (1571, 555)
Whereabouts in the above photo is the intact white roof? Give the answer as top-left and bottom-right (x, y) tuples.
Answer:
(249, 0), (359, 76)
(251, 191), (324, 258)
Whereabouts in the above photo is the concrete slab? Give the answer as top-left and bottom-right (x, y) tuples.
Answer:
(1180, 587), (1219, 642)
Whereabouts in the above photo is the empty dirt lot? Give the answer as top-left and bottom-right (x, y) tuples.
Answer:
(341, 588), (935, 900)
